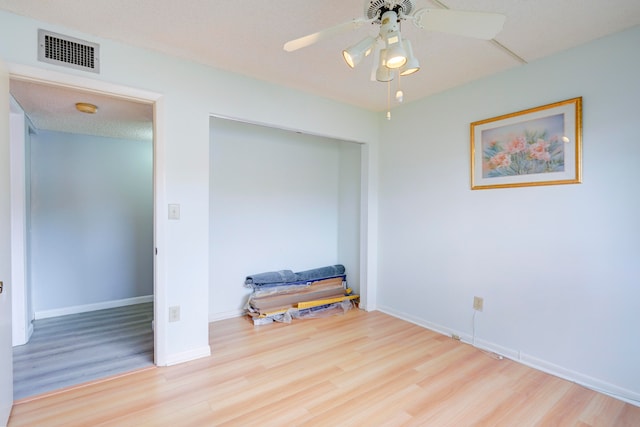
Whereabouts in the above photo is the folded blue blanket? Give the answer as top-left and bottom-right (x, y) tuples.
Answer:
(295, 265), (345, 282)
(245, 264), (346, 287)
(245, 270), (298, 286)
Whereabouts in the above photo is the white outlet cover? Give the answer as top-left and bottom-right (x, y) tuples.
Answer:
(168, 306), (180, 322)
(473, 296), (484, 311)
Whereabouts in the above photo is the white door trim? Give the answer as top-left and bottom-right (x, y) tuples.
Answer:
(9, 97), (30, 346)
(6, 63), (168, 366)
(0, 54), (14, 427)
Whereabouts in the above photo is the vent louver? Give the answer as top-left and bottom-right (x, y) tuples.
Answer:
(38, 29), (100, 73)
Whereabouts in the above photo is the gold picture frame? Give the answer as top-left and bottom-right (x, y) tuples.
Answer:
(470, 97), (582, 190)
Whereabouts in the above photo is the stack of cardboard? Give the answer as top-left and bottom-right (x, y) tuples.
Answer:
(244, 265), (359, 325)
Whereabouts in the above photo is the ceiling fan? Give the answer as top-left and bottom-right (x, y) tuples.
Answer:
(284, 0), (506, 116)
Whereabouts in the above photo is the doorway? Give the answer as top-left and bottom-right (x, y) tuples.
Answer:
(9, 76), (158, 399)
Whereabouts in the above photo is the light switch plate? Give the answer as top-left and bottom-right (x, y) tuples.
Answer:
(168, 204), (180, 220)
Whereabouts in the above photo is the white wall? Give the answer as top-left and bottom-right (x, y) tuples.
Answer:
(29, 130), (153, 312)
(0, 9), (379, 363)
(377, 26), (640, 403)
(209, 119), (361, 319)
(338, 141), (361, 294)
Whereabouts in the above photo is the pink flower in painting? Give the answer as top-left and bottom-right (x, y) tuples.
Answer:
(489, 152), (511, 169)
(528, 138), (551, 161)
(505, 136), (527, 153)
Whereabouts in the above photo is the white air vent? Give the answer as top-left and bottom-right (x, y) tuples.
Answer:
(38, 29), (100, 73)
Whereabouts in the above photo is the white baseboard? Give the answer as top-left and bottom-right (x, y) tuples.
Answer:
(377, 305), (473, 343)
(164, 345), (211, 366)
(35, 295), (154, 320)
(376, 305), (640, 407)
(209, 309), (246, 322)
(516, 352), (640, 406)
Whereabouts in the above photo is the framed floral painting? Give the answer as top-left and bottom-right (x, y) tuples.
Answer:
(470, 97), (582, 190)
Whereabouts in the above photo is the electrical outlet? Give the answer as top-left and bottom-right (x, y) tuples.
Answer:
(169, 305), (180, 322)
(473, 296), (484, 311)
(168, 204), (180, 220)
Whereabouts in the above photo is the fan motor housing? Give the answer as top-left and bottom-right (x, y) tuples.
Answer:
(365, 0), (414, 21)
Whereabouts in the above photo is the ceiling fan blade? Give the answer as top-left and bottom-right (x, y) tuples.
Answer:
(284, 18), (369, 52)
(412, 8), (506, 40)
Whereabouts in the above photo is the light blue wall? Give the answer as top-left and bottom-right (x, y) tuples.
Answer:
(209, 119), (361, 319)
(377, 26), (640, 401)
(29, 130), (153, 311)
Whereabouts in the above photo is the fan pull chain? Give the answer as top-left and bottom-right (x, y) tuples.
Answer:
(386, 79), (391, 120)
(396, 72), (404, 103)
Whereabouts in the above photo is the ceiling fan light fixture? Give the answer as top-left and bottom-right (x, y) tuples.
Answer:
(375, 49), (394, 82)
(282, 1), (509, 119)
(399, 40), (420, 76)
(384, 32), (407, 69)
(385, 51), (406, 69)
(342, 36), (377, 68)
(75, 102), (97, 114)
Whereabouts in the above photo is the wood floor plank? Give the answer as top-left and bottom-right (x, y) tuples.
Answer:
(578, 393), (626, 426)
(303, 371), (425, 425)
(8, 308), (640, 426)
(614, 404), (640, 427)
(536, 385), (597, 426)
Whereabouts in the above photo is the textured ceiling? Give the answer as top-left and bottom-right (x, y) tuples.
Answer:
(11, 79), (153, 141)
(2, 0), (640, 137)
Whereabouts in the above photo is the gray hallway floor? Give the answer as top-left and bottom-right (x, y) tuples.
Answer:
(13, 302), (154, 400)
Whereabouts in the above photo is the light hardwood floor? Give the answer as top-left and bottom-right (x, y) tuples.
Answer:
(8, 308), (640, 426)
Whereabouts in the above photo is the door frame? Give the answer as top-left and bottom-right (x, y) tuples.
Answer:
(7, 62), (168, 366)
(9, 97), (31, 347)
(1, 54), (14, 427)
